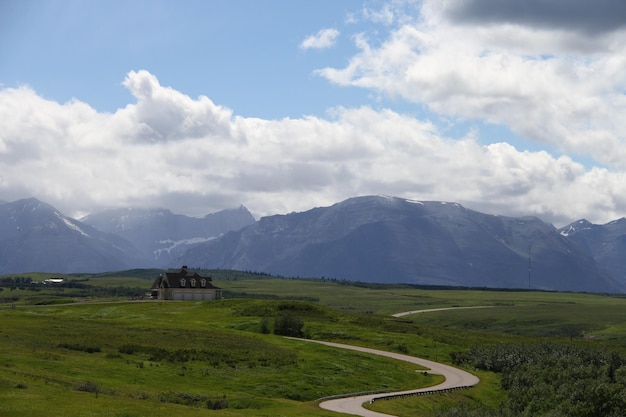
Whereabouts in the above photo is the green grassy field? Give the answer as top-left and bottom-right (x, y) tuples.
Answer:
(1, 271), (625, 416)
(0, 299), (446, 417)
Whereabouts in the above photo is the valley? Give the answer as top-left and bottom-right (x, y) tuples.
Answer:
(1, 270), (625, 416)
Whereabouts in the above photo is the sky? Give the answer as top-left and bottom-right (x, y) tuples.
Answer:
(2, 0), (626, 227)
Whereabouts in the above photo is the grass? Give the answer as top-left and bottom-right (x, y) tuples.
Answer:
(0, 299), (445, 417)
(216, 275), (622, 309)
(2, 271), (626, 416)
(400, 298), (626, 343)
(366, 371), (503, 416)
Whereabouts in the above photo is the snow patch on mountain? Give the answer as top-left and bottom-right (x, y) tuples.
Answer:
(154, 236), (218, 256)
(405, 199), (424, 205)
(560, 219), (593, 237)
(62, 218), (91, 238)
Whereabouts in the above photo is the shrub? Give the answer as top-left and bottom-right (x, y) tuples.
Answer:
(273, 311), (304, 337)
(206, 396), (229, 409)
(105, 352), (123, 359)
(397, 344), (409, 354)
(452, 342), (626, 417)
(58, 343), (101, 353)
(158, 391), (225, 408)
(76, 380), (99, 393)
(259, 317), (270, 334)
(118, 344), (140, 354)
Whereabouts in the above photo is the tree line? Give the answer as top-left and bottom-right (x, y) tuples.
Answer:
(0, 277), (146, 299)
(447, 342), (626, 417)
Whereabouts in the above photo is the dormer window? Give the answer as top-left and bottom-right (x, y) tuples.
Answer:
(201, 279), (206, 287)
(191, 279), (196, 287)
(180, 278), (186, 287)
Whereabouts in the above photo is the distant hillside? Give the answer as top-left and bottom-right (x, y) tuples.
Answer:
(178, 195), (625, 293)
(3, 195), (626, 293)
(0, 198), (148, 274)
(559, 218), (626, 285)
(81, 206), (255, 267)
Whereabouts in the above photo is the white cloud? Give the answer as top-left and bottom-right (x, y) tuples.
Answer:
(121, 70), (238, 142)
(2, 70), (626, 226)
(300, 28), (340, 50)
(317, 0), (626, 170)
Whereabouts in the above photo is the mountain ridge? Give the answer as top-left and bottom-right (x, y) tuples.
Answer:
(178, 195), (625, 293)
(558, 217), (626, 285)
(0, 198), (148, 274)
(2, 196), (626, 294)
(81, 205), (255, 267)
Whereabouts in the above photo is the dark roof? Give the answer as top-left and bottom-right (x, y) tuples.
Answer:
(151, 267), (221, 290)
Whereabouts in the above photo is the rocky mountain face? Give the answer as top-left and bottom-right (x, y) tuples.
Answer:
(559, 218), (626, 285)
(2, 196), (625, 294)
(179, 196), (626, 293)
(0, 198), (148, 274)
(81, 206), (255, 267)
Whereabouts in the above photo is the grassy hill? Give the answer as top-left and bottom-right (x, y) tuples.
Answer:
(1, 270), (625, 416)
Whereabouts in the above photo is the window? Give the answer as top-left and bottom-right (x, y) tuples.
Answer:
(180, 278), (186, 287)
(191, 279), (196, 287)
(201, 279), (206, 287)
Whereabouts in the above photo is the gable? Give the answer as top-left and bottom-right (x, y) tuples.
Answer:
(157, 266), (220, 290)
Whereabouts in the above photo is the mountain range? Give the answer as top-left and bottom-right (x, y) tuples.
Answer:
(80, 206), (255, 267)
(1, 196), (625, 293)
(0, 198), (254, 274)
(559, 218), (626, 285)
(0, 198), (147, 274)
(178, 196), (625, 293)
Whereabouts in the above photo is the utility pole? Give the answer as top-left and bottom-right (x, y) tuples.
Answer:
(528, 243), (532, 289)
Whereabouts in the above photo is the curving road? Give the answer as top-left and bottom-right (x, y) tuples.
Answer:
(392, 305), (494, 318)
(294, 339), (479, 417)
(294, 306), (484, 417)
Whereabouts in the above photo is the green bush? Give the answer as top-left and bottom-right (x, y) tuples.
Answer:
(58, 343), (101, 353)
(273, 311), (304, 337)
(259, 317), (270, 334)
(451, 342), (626, 417)
(76, 380), (99, 393)
(157, 391), (229, 409)
(206, 396), (229, 409)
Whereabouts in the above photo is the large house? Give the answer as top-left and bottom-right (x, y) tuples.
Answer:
(151, 266), (222, 301)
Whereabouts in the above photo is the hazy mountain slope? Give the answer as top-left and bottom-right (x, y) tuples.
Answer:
(559, 218), (626, 285)
(81, 206), (255, 267)
(0, 198), (148, 274)
(179, 196), (624, 292)
(4, 195), (625, 293)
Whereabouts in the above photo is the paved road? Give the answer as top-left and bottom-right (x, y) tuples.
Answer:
(392, 305), (494, 318)
(293, 306), (489, 417)
(295, 339), (479, 417)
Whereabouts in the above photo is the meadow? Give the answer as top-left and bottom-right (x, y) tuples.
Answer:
(1, 270), (625, 416)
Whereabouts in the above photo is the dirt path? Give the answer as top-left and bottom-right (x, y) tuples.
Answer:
(294, 339), (479, 417)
